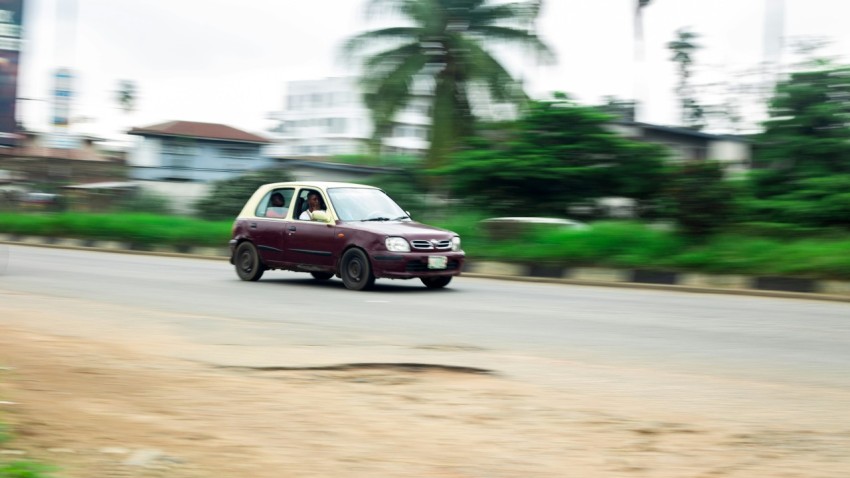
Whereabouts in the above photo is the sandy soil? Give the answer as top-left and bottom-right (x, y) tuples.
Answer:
(1, 316), (849, 477)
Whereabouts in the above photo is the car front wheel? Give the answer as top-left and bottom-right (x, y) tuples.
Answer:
(421, 276), (452, 289)
(340, 249), (375, 291)
(235, 242), (264, 281)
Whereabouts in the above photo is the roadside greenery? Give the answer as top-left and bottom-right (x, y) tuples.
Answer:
(437, 94), (669, 214)
(1, 409), (54, 478)
(2, 212), (849, 280)
(0, 213), (230, 249)
(0, 461), (54, 478)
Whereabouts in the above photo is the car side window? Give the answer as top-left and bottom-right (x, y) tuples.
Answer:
(256, 188), (294, 218)
(295, 189), (328, 221)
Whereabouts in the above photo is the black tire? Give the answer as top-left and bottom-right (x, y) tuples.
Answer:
(310, 271), (334, 281)
(234, 242), (264, 281)
(421, 276), (452, 289)
(340, 248), (375, 291)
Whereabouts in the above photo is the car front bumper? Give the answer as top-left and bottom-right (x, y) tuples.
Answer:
(370, 252), (465, 279)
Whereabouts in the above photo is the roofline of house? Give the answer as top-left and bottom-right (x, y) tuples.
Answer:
(127, 130), (272, 144)
(614, 120), (751, 142)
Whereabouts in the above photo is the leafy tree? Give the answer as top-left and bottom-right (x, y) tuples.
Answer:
(343, 0), (554, 171)
(756, 64), (850, 178)
(745, 63), (850, 229)
(664, 161), (739, 237)
(195, 169), (294, 221)
(667, 28), (706, 130)
(435, 94), (668, 214)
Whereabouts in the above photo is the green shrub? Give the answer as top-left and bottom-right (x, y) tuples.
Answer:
(113, 190), (173, 215)
(0, 213), (232, 248)
(665, 161), (739, 238)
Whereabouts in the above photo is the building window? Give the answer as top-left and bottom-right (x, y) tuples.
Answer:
(220, 148), (253, 160)
(162, 140), (197, 156)
(328, 118), (347, 134)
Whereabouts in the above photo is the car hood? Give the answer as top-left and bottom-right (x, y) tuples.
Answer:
(340, 220), (457, 239)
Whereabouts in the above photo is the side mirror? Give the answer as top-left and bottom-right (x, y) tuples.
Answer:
(310, 210), (333, 223)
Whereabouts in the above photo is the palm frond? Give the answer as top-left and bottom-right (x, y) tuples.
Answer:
(364, 42), (424, 71)
(458, 38), (525, 103)
(360, 53), (430, 138)
(343, 27), (422, 56)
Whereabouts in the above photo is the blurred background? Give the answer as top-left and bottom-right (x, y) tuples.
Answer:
(1, 0), (849, 280)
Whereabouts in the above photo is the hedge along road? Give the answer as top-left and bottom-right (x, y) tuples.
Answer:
(2, 244), (850, 476)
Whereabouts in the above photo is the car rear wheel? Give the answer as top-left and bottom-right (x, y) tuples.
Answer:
(340, 249), (375, 291)
(310, 271), (334, 281)
(421, 276), (452, 289)
(235, 242), (264, 281)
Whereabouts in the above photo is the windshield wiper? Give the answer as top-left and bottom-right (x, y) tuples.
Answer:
(362, 217), (391, 222)
(391, 215), (410, 221)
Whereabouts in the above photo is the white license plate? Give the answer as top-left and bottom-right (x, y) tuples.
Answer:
(428, 256), (448, 269)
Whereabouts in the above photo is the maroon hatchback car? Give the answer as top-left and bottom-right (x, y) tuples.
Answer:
(229, 181), (465, 290)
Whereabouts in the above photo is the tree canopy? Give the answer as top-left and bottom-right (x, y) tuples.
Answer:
(756, 64), (850, 178)
(747, 63), (850, 228)
(435, 94), (668, 214)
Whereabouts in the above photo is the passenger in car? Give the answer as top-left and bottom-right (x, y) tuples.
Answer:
(299, 192), (326, 220)
(266, 192), (288, 218)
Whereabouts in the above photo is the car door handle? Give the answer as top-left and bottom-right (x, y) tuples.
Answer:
(250, 222), (257, 229)
(288, 226), (297, 231)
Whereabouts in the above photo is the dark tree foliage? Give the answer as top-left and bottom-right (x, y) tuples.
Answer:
(195, 168), (294, 221)
(756, 65), (850, 178)
(666, 161), (738, 238)
(435, 96), (668, 215)
(748, 64), (850, 228)
(743, 175), (850, 229)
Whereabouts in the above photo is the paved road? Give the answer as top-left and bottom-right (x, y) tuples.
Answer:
(2, 244), (849, 392)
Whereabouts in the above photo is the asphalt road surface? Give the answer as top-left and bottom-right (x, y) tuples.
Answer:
(4, 243), (850, 477)
(1, 244), (849, 391)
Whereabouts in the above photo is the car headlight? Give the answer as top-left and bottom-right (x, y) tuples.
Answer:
(385, 237), (410, 252)
(451, 236), (461, 252)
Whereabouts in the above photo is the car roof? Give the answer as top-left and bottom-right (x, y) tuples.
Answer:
(260, 181), (379, 190)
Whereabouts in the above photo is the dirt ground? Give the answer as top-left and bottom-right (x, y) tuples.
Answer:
(1, 316), (850, 478)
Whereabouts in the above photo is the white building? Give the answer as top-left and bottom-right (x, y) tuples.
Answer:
(267, 77), (432, 159)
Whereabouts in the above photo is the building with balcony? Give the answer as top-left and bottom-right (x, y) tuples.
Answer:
(266, 77), (432, 159)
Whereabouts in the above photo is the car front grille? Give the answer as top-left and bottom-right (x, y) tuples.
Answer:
(410, 239), (452, 250)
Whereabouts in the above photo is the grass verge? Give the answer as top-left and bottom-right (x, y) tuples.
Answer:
(1, 212), (849, 280)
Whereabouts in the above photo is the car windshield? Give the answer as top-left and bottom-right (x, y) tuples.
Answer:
(327, 187), (408, 221)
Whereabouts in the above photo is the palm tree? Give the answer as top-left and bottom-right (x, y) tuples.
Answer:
(115, 80), (137, 113)
(114, 80), (138, 143)
(667, 28), (704, 129)
(344, 0), (553, 171)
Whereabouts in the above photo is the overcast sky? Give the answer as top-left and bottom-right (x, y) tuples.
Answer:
(16, 0), (850, 139)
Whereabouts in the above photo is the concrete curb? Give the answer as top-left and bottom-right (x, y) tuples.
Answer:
(2, 234), (850, 303)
